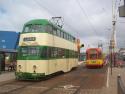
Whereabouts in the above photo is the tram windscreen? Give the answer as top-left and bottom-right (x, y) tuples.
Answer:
(23, 25), (45, 32)
(21, 47), (39, 56)
(89, 54), (97, 59)
(89, 50), (97, 59)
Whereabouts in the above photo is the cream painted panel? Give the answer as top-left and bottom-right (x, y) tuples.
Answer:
(56, 59), (78, 72)
(26, 60), (48, 74)
(52, 35), (76, 51)
(48, 60), (56, 75)
(17, 59), (78, 75)
(17, 60), (26, 72)
(19, 33), (77, 51)
(17, 60), (48, 75)
(19, 33), (48, 46)
(56, 59), (67, 72)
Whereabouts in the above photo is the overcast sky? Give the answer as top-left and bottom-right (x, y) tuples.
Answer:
(0, 0), (125, 52)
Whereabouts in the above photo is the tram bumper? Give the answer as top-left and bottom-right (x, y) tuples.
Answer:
(15, 72), (45, 80)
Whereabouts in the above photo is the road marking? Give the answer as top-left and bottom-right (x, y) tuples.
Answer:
(106, 67), (109, 88)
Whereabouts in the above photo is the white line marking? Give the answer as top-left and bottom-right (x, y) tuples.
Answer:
(106, 67), (109, 88)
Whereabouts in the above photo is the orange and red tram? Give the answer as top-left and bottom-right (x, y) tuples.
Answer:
(86, 48), (104, 68)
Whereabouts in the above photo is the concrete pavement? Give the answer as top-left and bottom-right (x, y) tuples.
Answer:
(0, 71), (15, 82)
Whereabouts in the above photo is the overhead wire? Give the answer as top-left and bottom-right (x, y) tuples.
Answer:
(75, 0), (98, 36)
(33, 0), (80, 39)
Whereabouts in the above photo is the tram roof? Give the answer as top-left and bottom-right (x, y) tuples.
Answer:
(86, 48), (102, 53)
(24, 19), (49, 25)
(24, 19), (75, 38)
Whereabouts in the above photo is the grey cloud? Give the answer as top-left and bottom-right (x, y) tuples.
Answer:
(0, 0), (125, 51)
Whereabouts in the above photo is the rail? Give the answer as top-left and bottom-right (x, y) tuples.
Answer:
(117, 75), (125, 94)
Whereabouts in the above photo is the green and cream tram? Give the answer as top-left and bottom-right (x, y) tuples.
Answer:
(15, 19), (78, 80)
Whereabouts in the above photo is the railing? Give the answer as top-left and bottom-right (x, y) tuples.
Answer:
(117, 75), (125, 94)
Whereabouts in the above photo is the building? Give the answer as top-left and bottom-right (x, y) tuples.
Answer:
(0, 31), (19, 49)
(0, 31), (19, 71)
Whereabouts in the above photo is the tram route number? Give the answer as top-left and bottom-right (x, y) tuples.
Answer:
(23, 37), (36, 41)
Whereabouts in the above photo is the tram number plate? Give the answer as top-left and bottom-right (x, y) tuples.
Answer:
(92, 61), (96, 63)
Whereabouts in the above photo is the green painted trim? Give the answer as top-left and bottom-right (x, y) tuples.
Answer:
(20, 32), (75, 43)
(15, 72), (45, 80)
(17, 46), (78, 60)
(24, 19), (49, 26)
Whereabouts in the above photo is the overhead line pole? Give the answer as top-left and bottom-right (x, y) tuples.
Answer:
(110, 0), (117, 75)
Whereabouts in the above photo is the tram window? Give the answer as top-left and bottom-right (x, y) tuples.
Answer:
(69, 50), (72, 58)
(71, 36), (73, 42)
(65, 50), (69, 58)
(21, 48), (28, 56)
(46, 25), (53, 34)
(53, 28), (57, 36)
(50, 47), (54, 58)
(61, 31), (63, 38)
(67, 35), (69, 40)
(24, 27), (29, 32)
(75, 52), (78, 58)
(63, 32), (65, 38)
(66, 34), (68, 40)
(47, 47), (51, 58)
(51, 47), (58, 58)
(90, 54), (97, 59)
(70, 36), (72, 41)
(53, 48), (58, 58)
(68, 35), (71, 41)
(58, 48), (64, 58)
(73, 37), (75, 42)
(98, 53), (102, 59)
(40, 47), (47, 58)
(72, 37), (73, 42)
(64, 33), (66, 39)
(29, 47), (39, 56)
(57, 30), (60, 37)
(24, 25), (45, 32)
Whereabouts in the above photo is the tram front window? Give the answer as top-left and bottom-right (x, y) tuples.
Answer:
(21, 47), (39, 56)
(23, 25), (45, 32)
(89, 54), (97, 59)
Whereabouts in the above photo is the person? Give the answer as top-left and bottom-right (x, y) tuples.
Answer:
(8, 62), (15, 71)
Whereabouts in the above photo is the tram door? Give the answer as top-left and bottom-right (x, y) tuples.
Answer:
(66, 50), (70, 72)
(47, 47), (57, 74)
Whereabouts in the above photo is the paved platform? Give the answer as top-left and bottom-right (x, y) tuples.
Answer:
(0, 71), (15, 82)
(102, 67), (125, 94)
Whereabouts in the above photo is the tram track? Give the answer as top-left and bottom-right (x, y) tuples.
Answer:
(39, 69), (88, 94)
(0, 65), (108, 94)
(0, 80), (39, 94)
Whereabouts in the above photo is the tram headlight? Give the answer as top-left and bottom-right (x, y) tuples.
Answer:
(18, 65), (21, 72)
(33, 65), (37, 73)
